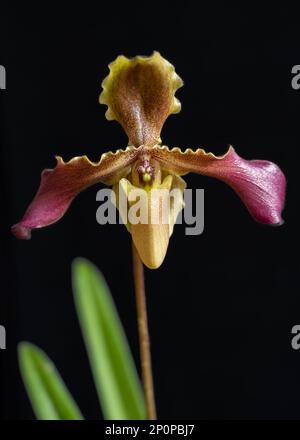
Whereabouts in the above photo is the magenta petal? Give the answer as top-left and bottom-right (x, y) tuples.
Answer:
(11, 167), (77, 239)
(151, 145), (286, 225)
(12, 148), (139, 239)
(219, 152), (286, 225)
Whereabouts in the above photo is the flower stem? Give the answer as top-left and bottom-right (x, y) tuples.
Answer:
(131, 241), (157, 420)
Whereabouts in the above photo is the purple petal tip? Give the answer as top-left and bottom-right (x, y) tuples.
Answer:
(11, 224), (32, 240)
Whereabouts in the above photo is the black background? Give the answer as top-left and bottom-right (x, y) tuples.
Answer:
(0, 4), (299, 420)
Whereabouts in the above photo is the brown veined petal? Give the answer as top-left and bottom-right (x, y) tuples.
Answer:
(151, 145), (286, 225)
(11, 147), (140, 240)
(99, 52), (183, 147)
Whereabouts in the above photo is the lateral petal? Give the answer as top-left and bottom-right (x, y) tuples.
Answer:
(151, 145), (286, 225)
(12, 147), (139, 239)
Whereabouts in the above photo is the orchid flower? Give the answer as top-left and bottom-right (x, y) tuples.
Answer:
(12, 52), (286, 269)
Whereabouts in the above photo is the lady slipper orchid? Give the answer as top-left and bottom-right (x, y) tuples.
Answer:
(12, 52), (286, 269)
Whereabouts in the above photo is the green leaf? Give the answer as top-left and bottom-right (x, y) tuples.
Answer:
(18, 342), (84, 420)
(72, 257), (146, 420)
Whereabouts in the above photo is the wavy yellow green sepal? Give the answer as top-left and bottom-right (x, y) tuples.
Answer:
(99, 52), (183, 147)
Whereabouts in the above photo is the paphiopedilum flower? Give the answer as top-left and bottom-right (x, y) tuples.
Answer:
(12, 52), (286, 269)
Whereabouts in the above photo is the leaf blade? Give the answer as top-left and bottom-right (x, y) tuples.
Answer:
(18, 342), (84, 420)
(72, 257), (146, 420)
